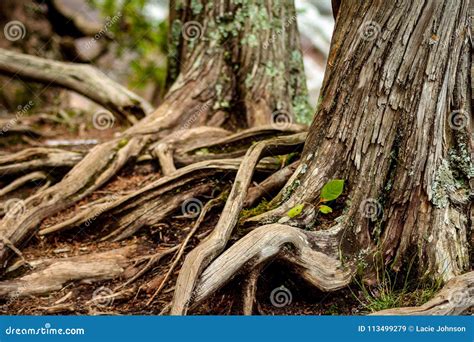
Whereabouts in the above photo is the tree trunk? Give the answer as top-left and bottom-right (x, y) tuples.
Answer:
(167, 0), (312, 127)
(262, 0), (472, 281)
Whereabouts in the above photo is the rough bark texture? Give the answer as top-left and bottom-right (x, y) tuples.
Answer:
(256, 0), (472, 281)
(168, 0), (312, 127)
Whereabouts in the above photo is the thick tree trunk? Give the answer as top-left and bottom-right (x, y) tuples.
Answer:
(260, 0), (472, 281)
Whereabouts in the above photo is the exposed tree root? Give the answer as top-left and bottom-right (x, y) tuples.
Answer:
(0, 171), (47, 197)
(147, 192), (226, 305)
(39, 158), (279, 236)
(103, 182), (215, 241)
(191, 224), (352, 308)
(175, 125), (306, 166)
(0, 48), (153, 123)
(0, 147), (84, 176)
(372, 271), (474, 315)
(242, 265), (262, 315)
(244, 161), (299, 208)
(116, 246), (179, 290)
(0, 245), (147, 298)
(152, 143), (176, 176)
(171, 133), (307, 314)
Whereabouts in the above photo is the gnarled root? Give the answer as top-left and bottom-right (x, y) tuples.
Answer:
(0, 148), (84, 176)
(191, 224), (352, 308)
(171, 133), (307, 314)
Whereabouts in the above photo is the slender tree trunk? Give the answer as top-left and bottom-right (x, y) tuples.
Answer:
(261, 0), (472, 281)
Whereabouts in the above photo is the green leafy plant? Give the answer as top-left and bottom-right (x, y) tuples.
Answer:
(318, 179), (344, 214)
(284, 179), (344, 219)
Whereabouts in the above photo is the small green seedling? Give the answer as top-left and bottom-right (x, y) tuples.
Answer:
(318, 179), (344, 214)
(285, 180), (344, 219)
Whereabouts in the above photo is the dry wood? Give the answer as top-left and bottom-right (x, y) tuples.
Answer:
(171, 133), (306, 314)
(175, 125), (306, 166)
(103, 182), (214, 241)
(242, 266), (262, 315)
(0, 171), (47, 197)
(116, 246), (179, 290)
(191, 224), (352, 308)
(373, 272), (474, 315)
(0, 48), (153, 123)
(244, 161), (299, 208)
(0, 245), (145, 298)
(152, 143), (176, 176)
(39, 158), (279, 236)
(0, 148), (84, 176)
(147, 193), (225, 304)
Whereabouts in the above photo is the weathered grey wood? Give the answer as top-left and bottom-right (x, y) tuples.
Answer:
(0, 245), (144, 298)
(171, 133), (306, 314)
(0, 48), (153, 123)
(373, 272), (474, 315)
